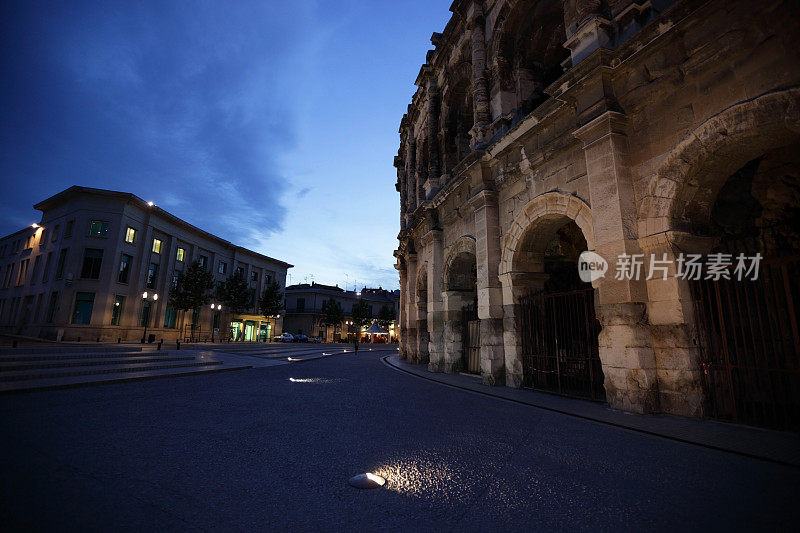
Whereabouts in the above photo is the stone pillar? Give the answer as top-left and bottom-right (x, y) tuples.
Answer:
(442, 291), (474, 373)
(416, 292), (430, 364)
(471, 189), (505, 385)
(404, 254), (418, 362)
(639, 231), (714, 417)
(469, 6), (491, 147)
(499, 272), (548, 388)
(574, 111), (659, 414)
(424, 229), (445, 372)
(397, 262), (408, 360)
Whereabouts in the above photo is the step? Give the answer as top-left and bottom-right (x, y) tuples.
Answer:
(0, 360), (224, 382)
(0, 356), (197, 372)
(0, 351), (178, 363)
(0, 363), (252, 394)
(0, 346), (144, 356)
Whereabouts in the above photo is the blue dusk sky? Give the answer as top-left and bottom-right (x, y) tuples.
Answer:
(0, 1), (453, 290)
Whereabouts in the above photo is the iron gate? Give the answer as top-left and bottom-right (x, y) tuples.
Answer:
(691, 255), (800, 430)
(462, 305), (480, 374)
(520, 288), (604, 401)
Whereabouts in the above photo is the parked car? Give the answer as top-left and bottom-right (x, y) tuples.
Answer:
(293, 334), (308, 343)
(308, 336), (322, 343)
(275, 333), (294, 343)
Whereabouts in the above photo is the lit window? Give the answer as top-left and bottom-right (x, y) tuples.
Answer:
(88, 220), (109, 237)
(176, 247), (185, 262)
(125, 227), (137, 244)
(152, 238), (162, 254)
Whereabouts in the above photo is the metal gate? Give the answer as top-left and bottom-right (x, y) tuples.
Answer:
(520, 288), (604, 401)
(462, 305), (480, 374)
(691, 255), (800, 430)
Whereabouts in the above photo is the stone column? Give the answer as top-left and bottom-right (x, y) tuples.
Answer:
(424, 229), (445, 372)
(639, 231), (713, 417)
(471, 189), (505, 385)
(442, 290), (474, 373)
(470, 6), (491, 147)
(416, 291), (430, 364)
(499, 272), (548, 388)
(573, 111), (659, 414)
(404, 254), (418, 362)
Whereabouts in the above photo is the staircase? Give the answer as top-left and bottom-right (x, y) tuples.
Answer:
(0, 346), (251, 393)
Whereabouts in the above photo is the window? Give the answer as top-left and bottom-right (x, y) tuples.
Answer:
(198, 255), (208, 268)
(64, 220), (74, 238)
(251, 271), (258, 282)
(71, 292), (95, 324)
(88, 220), (109, 237)
(51, 225), (59, 242)
(236, 266), (244, 276)
(80, 248), (104, 279)
(41, 252), (52, 283)
(176, 247), (185, 262)
(163, 306), (177, 329)
(12, 240), (20, 253)
(111, 295), (124, 325)
(118, 254), (132, 283)
(30, 255), (41, 285)
(45, 291), (59, 323)
(146, 263), (159, 288)
(125, 227), (137, 244)
(39, 228), (47, 245)
(55, 248), (68, 279)
(172, 270), (180, 290)
(266, 274), (272, 284)
(297, 298), (305, 312)
(34, 293), (43, 323)
(24, 234), (35, 249)
(218, 262), (227, 275)
(152, 238), (162, 254)
(3, 264), (13, 289)
(16, 259), (29, 286)
(0, 245), (6, 257)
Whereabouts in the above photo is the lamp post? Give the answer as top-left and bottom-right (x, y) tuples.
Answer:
(140, 291), (158, 343)
(210, 303), (222, 342)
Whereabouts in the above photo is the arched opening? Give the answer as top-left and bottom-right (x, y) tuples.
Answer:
(685, 143), (800, 430)
(442, 76), (474, 173)
(493, 0), (569, 126)
(514, 214), (604, 400)
(444, 248), (479, 374)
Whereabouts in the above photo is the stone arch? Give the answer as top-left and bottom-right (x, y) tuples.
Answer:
(500, 191), (594, 277)
(443, 235), (477, 291)
(442, 62), (475, 172)
(639, 87), (800, 237)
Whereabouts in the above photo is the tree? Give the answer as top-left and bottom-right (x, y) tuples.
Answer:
(320, 298), (344, 340)
(377, 304), (396, 330)
(350, 299), (372, 352)
(259, 280), (284, 318)
(169, 260), (215, 339)
(217, 270), (254, 315)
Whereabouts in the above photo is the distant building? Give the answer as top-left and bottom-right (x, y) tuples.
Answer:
(283, 282), (399, 341)
(0, 186), (292, 343)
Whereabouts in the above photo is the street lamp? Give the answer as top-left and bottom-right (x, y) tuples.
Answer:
(140, 291), (158, 343)
(210, 303), (222, 342)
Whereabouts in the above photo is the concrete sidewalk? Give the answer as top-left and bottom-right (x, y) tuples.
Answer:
(384, 354), (800, 467)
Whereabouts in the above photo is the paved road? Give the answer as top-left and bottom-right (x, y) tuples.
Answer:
(1, 349), (798, 531)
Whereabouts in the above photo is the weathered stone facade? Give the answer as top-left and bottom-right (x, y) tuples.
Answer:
(395, 0), (800, 420)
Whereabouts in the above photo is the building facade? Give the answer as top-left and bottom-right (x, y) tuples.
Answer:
(0, 186), (292, 343)
(395, 0), (800, 429)
(284, 283), (400, 342)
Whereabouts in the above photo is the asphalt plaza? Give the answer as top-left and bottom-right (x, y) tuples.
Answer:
(1, 347), (798, 531)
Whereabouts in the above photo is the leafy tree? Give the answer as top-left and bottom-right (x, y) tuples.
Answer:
(217, 270), (254, 315)
(259, 280), (284, 318)
(377, 304), (396, 330)
(320, 298), (344, 339)
(169, 260), (215, 319)
(350, 299), (372, 352)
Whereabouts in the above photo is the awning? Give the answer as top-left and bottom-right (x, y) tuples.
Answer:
(365, 321), (388, 335)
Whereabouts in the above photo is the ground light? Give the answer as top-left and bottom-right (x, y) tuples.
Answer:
(348, 473), (386, 489)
